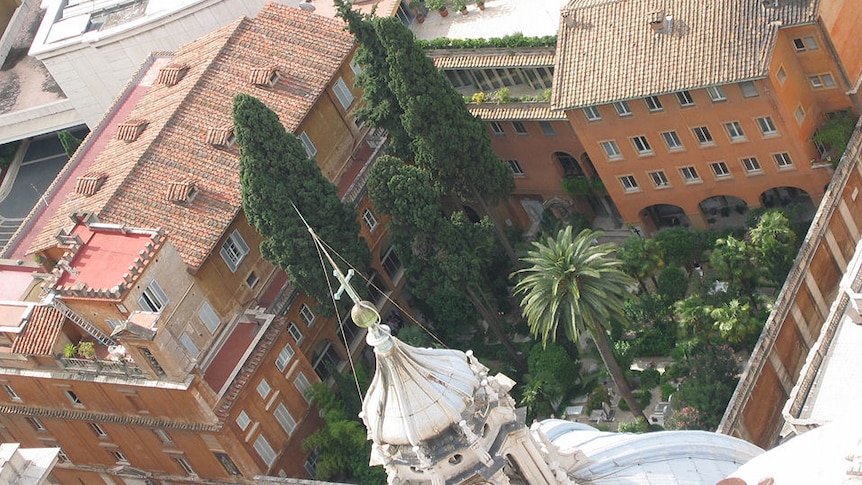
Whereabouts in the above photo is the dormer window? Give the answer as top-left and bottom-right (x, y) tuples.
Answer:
(116, 119), (148, 141)
(75, 173), (108, 196)
(206, 126), (236, 148)
(166, 179), (198, 203)
(250, 67), (280, 87)
(156, 64), (189, 86)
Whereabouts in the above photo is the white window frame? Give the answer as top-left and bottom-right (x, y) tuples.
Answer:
(777, 66), (787, 85)
(2, 385), (20, 401)
(180, 333), (200, 358)
(275, 403), (297, 436)
(644, 96), (663, 112)
(254, 435), (277, 468)
(175, 456), (196, 476)
(139, 280), (168, 313)
(511, 121), (528, 135)
(275, 344), (295, 372)
(111, 450), (129, 464)
(304, 449), (319, 477)
(773, 152), (794, 168)
(155, 429), (173, 445)
(741, 157), (762, 173)
(693, 126), (714, 146)
(583, 106), (602, 121)
(288, 323), (304, 345)
(507, 160), (524, 175)
(28, 417), (45, 431)
(795, 105), (806, 123)
(600, 140), (622, 160)
(294, 372), (313, 402)
(648, 170), (669, 188)
(793, 36), (818, 52)
(257, 378), (271, 399)
(220, 230), (250, 273)
(706, 85), (726, 102)
(680, 166), (701, 183)
(809, 73), (836, 89)
(299, 304), (316, 328)
(675, 90), (695, 107)
(661, 131), (683, 150)
(724, 121), (746, 141)
(236, 410), (251, 431)
(756, 116), (777, 136)
(740, 81), (759, 98)
(332, 77), (355, 110)
(198, 301), (220, 334)
(362, 208), (378, 231)
(91, 422), (108, 437)
(299, 131), (317, 158)
(619, 175), (639, 193)
(632, 135), (652, 154)
(710, 161), (731, 178)
(489, 121), (504, 135)
(613, 101), (632, 117)
(381, 247), (402, 281)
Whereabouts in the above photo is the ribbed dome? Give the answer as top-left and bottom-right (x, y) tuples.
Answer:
(362, 326), (480, 446)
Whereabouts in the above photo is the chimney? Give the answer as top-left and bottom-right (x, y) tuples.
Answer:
(648, 9), (672, 33)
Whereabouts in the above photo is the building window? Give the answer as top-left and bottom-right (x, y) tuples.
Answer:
(215, 452), (242, 476)
(644, 96), (663, 112)
(65, 390), (83, 407)
(139, 347), (166, 377)
(619, 175), (639, 193)
(710, 161), (731, 178)
(583, 106), (602, 121)
(175, 456), (196, 475)
(755, 116), (777, 136)
(275, 403), (297, 435)
(793, 36), (818, 52)
(254, 435), (277, 468)
(57, 449), (70, 463)
(724, 121), (746, 141)
(777, 66), (787, 85)
(139, 280), (168, 313)
(795, 105), (806, 123)
(511, 121), (528, 135)
(2, 385), (20, 401)
(180, 333), (200, 358)
(507, 160), (524, 175)
(154, 429), (173, 445)
(110, 450), (129, 464)
(257, 379), (272, 399)
(381, 247), (402, 281)
(305, 449), (319, 477)
(275, 344), (294, 372)
(299, 304), (316, 327)
(661, 131), (683, 150)
(332, 77), (355, 110)
(600, 140), (622, 160)
(295, 372), (313, 402)
(312, 341), (342, 381)
(362, 208), (378, 231)
(680, 166), (700, 183)
(246, 271), (259, 289)
(489, 121), (504, 135)
(91, 422), (108, 437)
(648, 171), (670, 188)
(773, 152), (794, 168)
(741, 157), (762, 173)
(539, 121), (555, 136)
(706, 85), (726, 102)
(236, 410), (251, 431)
(675, 90), (695, 107)
(613, 101), (632, 117)
(299, 131), (317, 158)
(631, 135), (652, 154)
(692, 126), (714, 145)
(220, 230), (250, 273)
(27, 417), (45, 432)
(809, 73), (836, 89)
(739, 81), (759, 98)
(198, 301), (220, 334)
(288, 323), (304, 345)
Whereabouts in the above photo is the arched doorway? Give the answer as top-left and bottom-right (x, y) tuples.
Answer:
(699, 195), (748, 229)
(759, 187), (816, 222)
(554, 151), (584, 178)
(641, 204), (689, 232)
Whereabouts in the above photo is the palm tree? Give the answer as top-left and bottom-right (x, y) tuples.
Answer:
(512, 227), (646, 421)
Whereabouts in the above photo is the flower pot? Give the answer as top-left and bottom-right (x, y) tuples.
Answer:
(416, 13), (426, 23)
(439, 7), (448, 16)
(478, 4), (485, 10)
(459, 7), (468, 14)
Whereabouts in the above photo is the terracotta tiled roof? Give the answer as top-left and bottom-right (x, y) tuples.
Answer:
(11, 306), (65, 356)
(166, 179), (196, 203)
(115, 119), (148, 141)
(27, 4), (355, 270)
(552, 0), (819, 109)
(469, 102), (567, 121)
(74, 173), (107, 196)
(205, 126), (235, 147)
(431, 48), (555, 69)
(156, 64), (189, 86)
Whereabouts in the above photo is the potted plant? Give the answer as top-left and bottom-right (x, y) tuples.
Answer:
(77, 341), (96, 359)
(63, 343), (78, 359)
(453, 0), (467, 14)
(427, 0), (448, 16)
(476, 0), (485, 10)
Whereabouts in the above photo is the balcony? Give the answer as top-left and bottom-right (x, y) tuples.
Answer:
(58, 355), (143, 377)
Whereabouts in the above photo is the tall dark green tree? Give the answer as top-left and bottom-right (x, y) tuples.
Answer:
(334, 0), (411, 156)
(233, 93), (370, 311)
(370, 16), (517, 261)
(58, 130), (83, 157)
(749, 210), (797, 285)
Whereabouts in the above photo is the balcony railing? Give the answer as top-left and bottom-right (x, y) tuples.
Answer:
(58, 356), (143, 378)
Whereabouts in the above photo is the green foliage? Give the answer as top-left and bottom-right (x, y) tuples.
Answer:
(397, 324), (433, 347)
(617, 389), (651, 411)
(77, 341), (95, 359)
(521, 342), (582, 419)
(561, 176), (606, 197)
(812, 111), (857, 166)
(664, 406), (707, 431)
(709, 235), (761, 297)
(417, 33), (557, 50)
(657, 265), (688, 304)
(586, 386), (610, 413)
(673, 346), (740, 430)
(617, 417), (649, 433)
(639, 367), (661, 390)
(0, 141), (20, 170)
(626, 294), (676, 357)
(749, 210), (797, 285)
(233, 94), (370, 312)
(490, 87), (510, 103)
(618, 236), (664, 289)
(57, 130), (83, 158)
(653, 227), (715, 267)
(660, 382), (676, 401)
(63, 343), (78, 358)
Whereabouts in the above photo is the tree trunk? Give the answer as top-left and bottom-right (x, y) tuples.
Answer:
(591, 326), (647, 422)
(466, 286), (527, 372)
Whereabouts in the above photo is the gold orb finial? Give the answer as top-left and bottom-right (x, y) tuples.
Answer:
(351, 300), (380, 328)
